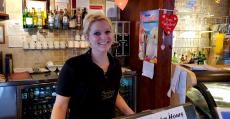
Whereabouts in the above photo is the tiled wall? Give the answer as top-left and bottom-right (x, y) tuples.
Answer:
(0, 0), (88, 71)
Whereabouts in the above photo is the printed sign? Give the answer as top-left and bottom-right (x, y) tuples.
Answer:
(139, 10), (159, 63)
(137, 106), (187, 119)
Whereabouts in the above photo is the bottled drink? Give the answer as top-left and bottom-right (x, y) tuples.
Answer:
(76, 8), (82, 30)
(62, 8), (69, 30)
(197, 51), (204, 64)
(32, 7), (38, 28)
(42, 10), (47, 29)
(48, 10), (54, 30)
(172, 52), (178, 64)
(69, 9), (76, 29)
(54, 9), (61, 29)
(26, 9), (33, 28)
(82, 7), (88, 21)
(180, 54), (185, 64)
(37, 8), (43, 29)
(23, 7), (28, 28)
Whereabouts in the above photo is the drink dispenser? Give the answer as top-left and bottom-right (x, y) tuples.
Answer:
(223, 25), (230, 64)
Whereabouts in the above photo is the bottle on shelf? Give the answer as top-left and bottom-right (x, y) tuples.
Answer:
(62, 8), (69, 30)
(54, 8), (61, 29)
(76, 8), (82, 30)
(197, 51), (204, 65)
(172, 52), (178, 64)
(42, 10), (47, 29)
(69, 9), (76, 29)
(188, 53), (195, 64)
(23, 7), (28, 28)
(180, 54), (186, 64)
(81, 7), (88, 21)
(37, 8), (43, 29)
(26, 8), (34, 28)
(48, 10), (54, 31)
(32, 7), (38, 28)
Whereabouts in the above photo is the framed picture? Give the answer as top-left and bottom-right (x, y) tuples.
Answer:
(0, 24), (5, 44)
(0, 0), (5, 13)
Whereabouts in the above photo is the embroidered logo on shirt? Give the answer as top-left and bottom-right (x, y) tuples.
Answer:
(101, 90), (115, 100)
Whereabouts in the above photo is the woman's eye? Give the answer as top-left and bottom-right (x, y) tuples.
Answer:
(94, 32), (101, 36)
(105, 30), (111, 34)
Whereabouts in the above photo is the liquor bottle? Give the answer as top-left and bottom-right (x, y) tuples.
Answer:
(26, 9), (33, 28)
(82, 7), (88, 21)
(42, 10), (47, 29)
(32, 7), (38, 28)
(69, 9), (76, 29)
(54, 9), (61, 29)
(59, 9), (64, 27)
(37, 8), (43, 29)
(180, 54), (185, 64)
(62, 8), (69, 30)
(172, 52), (178, 64)
(197, 51), (204, 65)
(76, 8), (82, 30)
(23, 7), (28, 28)
(48, 10), (54, 30)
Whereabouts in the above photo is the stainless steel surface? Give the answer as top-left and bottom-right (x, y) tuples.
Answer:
(204, 82), (230, 108)
(0, 86), (17, 119)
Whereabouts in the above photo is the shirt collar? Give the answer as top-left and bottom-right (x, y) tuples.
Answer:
(84, 48), (115, 66)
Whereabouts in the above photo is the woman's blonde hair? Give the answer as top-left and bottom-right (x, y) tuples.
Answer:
(82, 13), (113, 35)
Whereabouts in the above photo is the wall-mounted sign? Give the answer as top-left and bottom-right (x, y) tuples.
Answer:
(89, 5), (104, 14)
(139, 9), (159, 63)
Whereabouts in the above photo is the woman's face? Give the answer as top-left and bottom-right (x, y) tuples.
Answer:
(86, 20), (113, 54)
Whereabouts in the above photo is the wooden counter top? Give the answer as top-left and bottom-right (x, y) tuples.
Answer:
(181, 64), (230, 82)
(0, 72), (58, 87)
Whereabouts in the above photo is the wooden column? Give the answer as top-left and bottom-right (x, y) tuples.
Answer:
(120, 0), (175, 112)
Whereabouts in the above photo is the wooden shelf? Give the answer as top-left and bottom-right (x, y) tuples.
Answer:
(0, 13), (9, 20)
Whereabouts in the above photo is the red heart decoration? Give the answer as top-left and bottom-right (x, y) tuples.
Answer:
(160, 14), (178, 35)
(115, 0), (128, 10)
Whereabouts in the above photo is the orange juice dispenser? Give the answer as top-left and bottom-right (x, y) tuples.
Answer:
(223, 25), (230, 64)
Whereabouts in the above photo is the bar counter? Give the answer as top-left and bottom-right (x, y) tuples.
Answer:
(181, 64), (230, 82)
(0, 70), (137, 119)
(0, 72), (58, 119)
(0, 72), (58, 87)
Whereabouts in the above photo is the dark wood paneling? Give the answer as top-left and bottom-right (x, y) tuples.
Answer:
(120, 0), (174, 112)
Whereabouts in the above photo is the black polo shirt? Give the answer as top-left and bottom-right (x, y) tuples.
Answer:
(56, 49), (122, 119)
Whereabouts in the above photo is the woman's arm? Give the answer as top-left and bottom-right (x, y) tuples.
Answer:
(51, 94), (70, 119)
(115, 92), (135, 116)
